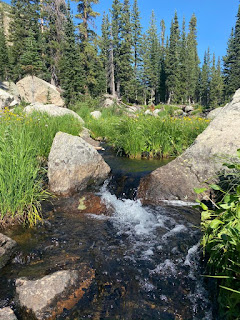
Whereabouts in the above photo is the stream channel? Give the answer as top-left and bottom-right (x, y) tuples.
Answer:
(0, 148), (214, 319)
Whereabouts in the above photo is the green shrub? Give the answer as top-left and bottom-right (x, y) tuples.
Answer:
(195, 151), (240, 319)
(0, 109), (82, 225)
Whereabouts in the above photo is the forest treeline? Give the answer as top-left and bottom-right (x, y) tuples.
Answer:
(0, 0), (239, 107)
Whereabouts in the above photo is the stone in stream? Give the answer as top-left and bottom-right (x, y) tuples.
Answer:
(138, 88), (240, 203)
(0, 233), (17, 270)
(0, 307), (18, 320)
(48, 132), (111, 196)
(15, 267), (95, 320)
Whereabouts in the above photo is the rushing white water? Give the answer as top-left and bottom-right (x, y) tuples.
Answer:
(96, 183), (213, 319)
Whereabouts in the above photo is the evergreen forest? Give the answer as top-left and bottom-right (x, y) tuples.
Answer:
(0, 0), (240, 107)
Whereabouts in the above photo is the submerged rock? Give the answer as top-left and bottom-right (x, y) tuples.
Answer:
(16, 76), (64, 106)
(15, 267), (95, 320)
(0, 233), (17, 270)
(48, 132), (111, 196)
(24, 102), (84, 124)
(138, 88), (240, 203)
(0, 307), (18, 320)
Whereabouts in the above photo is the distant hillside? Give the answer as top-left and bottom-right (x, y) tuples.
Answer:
(0, 0), (11, 40)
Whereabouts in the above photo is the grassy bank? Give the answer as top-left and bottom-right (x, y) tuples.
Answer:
(0, 108), (82, 226)
(77, 104), (209, 159)
(196, 152), (240, 319)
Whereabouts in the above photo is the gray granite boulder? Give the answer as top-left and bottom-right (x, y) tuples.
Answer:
(90, 110), (101, 119)
(24, 102), (84, 124)
(15, 267), (95, 320)
(48, 132), (110, 196)
(138, 88), (240, 203)
(17, 76), (64, 106)
(0, 307), (18, 320)
(0, 89), (15, 110)
(0, 233), (17, 269)
(207, 107), (224, 120)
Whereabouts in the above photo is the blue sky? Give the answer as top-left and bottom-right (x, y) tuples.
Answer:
(3, 0), (239, 63)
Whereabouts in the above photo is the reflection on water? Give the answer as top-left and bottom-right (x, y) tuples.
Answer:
(0, 152), (213, 320)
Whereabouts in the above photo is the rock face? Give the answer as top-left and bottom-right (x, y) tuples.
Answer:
(90, 110), (101, 119)
(16, 76), (64, 106)
(0, 233), (17, 269)
(48, 132), (111, 196)
(0, 89), (15, 110)
(24, 103), (84, 124)
(15, 267), (95, 320)
(138, 89), (240, 203)
(0, 81), (21, 102)
(0, 307), (18, 320)
(207, 107), (223, 120)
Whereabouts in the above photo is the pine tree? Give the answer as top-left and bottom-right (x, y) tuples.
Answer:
(186, 14), (200, 104)
(9, 0), (41, 81)
(119, 0), (133, 101)
(99, 12), (110, 93)
(223, 4), (240, 99)
(59, 4), (84, 105)
(142, 11), (160, 104)
(200, 48), (211, 107)
(40, 0), (67, 85)
(131, 0), (142, 101)
(159, 19), (166, 102)
(19, 28), (44, 76)
(72, 0), (101, 95)
(179, 17), (188, 103)
(111, 0), (122, 97)
(0, 8), (9, 81)
(209, 55), (223, 107)
(166, 11), (180, 104)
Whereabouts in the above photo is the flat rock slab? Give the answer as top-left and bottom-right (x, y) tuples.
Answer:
(48, 132), (111, 196)
(15, 267), (95, 320)
(138, 89), (240, 203)
(0, 307), (18, 320)
(24, 103), (84, 125)
(0, 233), (17, 269)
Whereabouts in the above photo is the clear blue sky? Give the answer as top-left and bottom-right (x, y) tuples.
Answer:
(3, 0), (239, 63)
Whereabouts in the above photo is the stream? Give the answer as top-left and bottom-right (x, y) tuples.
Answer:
(0, 149), (213, 319)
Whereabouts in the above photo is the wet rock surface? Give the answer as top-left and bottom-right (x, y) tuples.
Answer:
(138, 89), (240, 203)
(0, 233), (17, 270)
(15, 267), (95, 320)
(0, 307), (18, 320)
(48, 132), (111, 196)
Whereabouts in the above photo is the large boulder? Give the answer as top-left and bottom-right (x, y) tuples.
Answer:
(15, 267), (95, 320)
(138, 89), (240, 204)
(48, 132), (111, 196)
(0, 89), (15, 110)
(207, 107), (223, 120)
(24, 103), (84, 124)
(0, 307), (18, 320)
(16, 76), (64, 106)
(0, 81), (21, 102)
(90, 110), (101, 119)
(0, 233), (17, 270)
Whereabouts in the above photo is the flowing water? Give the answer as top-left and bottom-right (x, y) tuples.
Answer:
(0, 150), (213, 320)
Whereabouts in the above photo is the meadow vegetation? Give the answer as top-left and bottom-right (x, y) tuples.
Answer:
(0, 108), (82, 226)
(76, 103), (209, 159)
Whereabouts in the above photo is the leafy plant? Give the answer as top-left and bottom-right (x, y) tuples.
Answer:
(195, 150), (240, 319)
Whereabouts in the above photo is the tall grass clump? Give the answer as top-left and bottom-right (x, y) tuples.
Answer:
(87, 114), (209, 158)
(195, 151), (240, 319)
(0, 109), (82, 225)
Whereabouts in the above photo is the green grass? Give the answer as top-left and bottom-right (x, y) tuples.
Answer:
(83, 111), (209, 158)
(0, 108), (82, 225)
